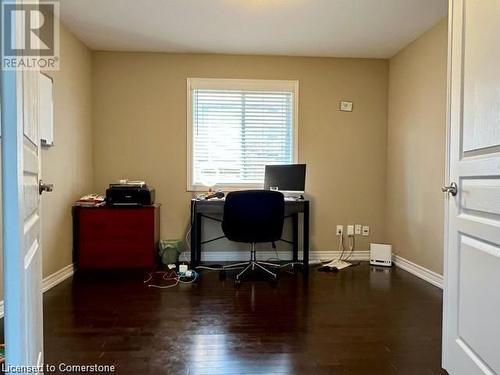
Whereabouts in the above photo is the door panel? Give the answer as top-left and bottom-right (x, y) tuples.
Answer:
(443, 0), (500, 374)
(25, 250), (43, 368)
(462, 0), (500, 153)
(458, 235), (500, 371)
(460, 179), (500, 221)
(22, 70), (39, 144)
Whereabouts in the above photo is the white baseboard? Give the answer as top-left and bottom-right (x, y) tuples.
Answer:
(0, 263), (74, 318)
(392, 255), (443, 289)
(184, 251), (443, 289)
(42, 263), (75, 293)
(181, 250), (370, 263)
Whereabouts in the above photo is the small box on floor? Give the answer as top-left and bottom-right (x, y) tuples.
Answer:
(370, 243), (392, 267)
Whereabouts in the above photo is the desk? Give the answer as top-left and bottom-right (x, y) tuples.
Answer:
(190, 198), (309, 273)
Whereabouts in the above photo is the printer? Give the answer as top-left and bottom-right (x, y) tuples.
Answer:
(106, 180), (155, 206)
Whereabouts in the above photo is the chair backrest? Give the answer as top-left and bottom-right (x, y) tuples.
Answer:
(222, 190), (285, 244)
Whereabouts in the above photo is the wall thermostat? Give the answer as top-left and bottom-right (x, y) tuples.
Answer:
(340, 101), (353, 112)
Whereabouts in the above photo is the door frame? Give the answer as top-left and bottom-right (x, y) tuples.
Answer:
(1, 56), (28, 366)
(442, 0), (453, 369)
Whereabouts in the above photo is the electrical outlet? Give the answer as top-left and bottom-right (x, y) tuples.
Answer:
(347, 225), (354, 236)
(340, 100), (353, 112)
(336, 225), (343, 236)
(355, 224), (362, 235)
(362, 225), (370, 236)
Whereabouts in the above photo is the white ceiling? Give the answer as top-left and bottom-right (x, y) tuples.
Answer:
(59, 0), (447, 58)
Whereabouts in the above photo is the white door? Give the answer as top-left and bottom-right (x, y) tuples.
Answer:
(1, 6), (46, 372)
(443, 0), (500, 374)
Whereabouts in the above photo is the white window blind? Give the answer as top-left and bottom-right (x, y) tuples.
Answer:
(189, 81), (296, 189)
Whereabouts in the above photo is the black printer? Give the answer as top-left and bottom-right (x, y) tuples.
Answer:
(106, 181), (155, 206)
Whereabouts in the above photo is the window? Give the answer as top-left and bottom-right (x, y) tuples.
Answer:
(187, 78), (298, 190)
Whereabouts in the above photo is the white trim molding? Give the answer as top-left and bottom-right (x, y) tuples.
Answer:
(181, 250), (370, 263)
(0, 263), (74, 318)
(392, 255), (443, 289)
(181, 251), (443, 289)
(42, 263), (75, 293)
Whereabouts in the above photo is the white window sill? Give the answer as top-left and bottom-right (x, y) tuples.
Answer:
(187, 184), (263, 192)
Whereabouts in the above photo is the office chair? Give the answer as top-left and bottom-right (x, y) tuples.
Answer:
(220, 190), (285, 286)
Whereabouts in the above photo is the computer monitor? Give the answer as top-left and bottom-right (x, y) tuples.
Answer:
(264, 164), (306, 193)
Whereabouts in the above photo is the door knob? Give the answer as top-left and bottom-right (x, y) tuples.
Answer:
(39, 180), (54, 195)
(441, 182), (458, 196)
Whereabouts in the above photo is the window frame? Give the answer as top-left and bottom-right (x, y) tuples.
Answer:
(186, 78), (299, 191)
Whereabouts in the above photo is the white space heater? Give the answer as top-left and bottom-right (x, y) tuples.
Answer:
(370, 243), (392, 267)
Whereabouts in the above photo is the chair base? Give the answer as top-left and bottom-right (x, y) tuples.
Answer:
(222, 243), (280, 283)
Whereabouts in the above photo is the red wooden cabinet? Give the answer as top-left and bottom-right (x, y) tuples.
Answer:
(73, 205), (160, 270)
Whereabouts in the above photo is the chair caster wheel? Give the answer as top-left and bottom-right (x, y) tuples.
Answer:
(234, 279), (241, 288)
(219, 270), (226, 281)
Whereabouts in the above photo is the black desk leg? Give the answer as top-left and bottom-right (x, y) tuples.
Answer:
(190, 201), (197, 266)
(292, 213), (299, 263)
(195, 213), (202, 266)
(303, 201), (310, 274)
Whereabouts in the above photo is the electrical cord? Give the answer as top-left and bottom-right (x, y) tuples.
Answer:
(317, 232), (358, 272)
(317, 232), (360, 273)
(345, 235), (355, 260)
(317, 233), (345, 264)
(265, 246), (282, 263)
(143, 270), (198, 289)
(338, 233), (346, 260)
(195, 265), (224, 271)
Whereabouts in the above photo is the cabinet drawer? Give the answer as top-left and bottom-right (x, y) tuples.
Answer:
(78, 208), (154, 239)
(79, 239), (155, 268)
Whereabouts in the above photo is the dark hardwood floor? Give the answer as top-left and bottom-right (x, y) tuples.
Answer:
(43, 263), (443, 374)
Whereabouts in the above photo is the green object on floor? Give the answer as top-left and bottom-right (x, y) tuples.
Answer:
(158, 239), (184, 265)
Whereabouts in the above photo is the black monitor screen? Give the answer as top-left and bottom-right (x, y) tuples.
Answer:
(264, 164), (306, 193)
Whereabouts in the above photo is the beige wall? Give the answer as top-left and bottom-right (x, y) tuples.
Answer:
(41, 23), (94, 277)
(386, 19), (448, 274)
(91, 53), (389, 252)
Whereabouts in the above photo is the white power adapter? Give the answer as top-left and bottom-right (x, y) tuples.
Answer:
(179, 264), (188, 274)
